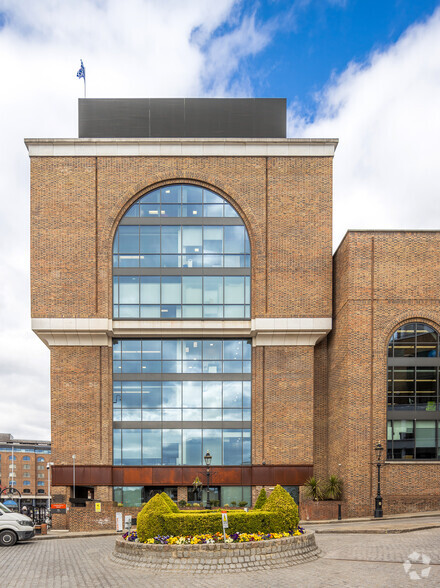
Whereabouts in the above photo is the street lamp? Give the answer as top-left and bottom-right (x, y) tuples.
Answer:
(204, 450), (212, 510)
(47, 462), (54, 512)
(374, 442), (384, 518)
(72, 454), (76, 503)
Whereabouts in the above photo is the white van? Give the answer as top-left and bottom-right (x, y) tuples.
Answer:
(0, 502), (35, 546)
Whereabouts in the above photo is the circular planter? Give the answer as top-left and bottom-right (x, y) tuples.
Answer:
(111, 532), (320, 572)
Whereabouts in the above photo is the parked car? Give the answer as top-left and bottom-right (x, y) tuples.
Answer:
(0, 502), (35, 546)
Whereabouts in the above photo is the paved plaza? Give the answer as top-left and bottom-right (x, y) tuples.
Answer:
(1, 525), (440, 587)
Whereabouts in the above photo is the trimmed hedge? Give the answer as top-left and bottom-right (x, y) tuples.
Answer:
(253, 488), (267, 510)
(160, 491), (179, 513)
(136, 485), (300, 541)
(160, 510), (285, 537)
(137, 494), (172, 541)
(262, 485), (299, 530)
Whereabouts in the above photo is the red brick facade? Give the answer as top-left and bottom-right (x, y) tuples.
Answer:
(28, 138), (440, 526)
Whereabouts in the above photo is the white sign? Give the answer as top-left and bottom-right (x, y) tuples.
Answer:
(124, 515), (132, 530)
(221, 512), (228, 529)
(116, 512), (123, 532)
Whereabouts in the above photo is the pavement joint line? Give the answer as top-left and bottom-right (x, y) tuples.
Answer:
(313, 524), (440, 534)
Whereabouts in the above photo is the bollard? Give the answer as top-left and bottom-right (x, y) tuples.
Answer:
(338, 504), (342, 520)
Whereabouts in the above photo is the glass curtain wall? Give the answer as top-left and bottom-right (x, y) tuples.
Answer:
(113, 184), (251, 319)
(387, 322), (440, 459)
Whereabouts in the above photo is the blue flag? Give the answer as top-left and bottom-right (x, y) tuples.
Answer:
(77, 59), (85, 80)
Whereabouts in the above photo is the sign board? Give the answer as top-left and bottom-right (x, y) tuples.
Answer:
(51, 503), (66, 514)
(95, 502), (101, 513)
(124, 515), (132, 530)
(221, 511), (228, 529)
(116, 512), (123, 532)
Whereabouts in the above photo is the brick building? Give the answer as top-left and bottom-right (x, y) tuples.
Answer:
(25, 99), (440, 527)
(0, 433), (51, 508)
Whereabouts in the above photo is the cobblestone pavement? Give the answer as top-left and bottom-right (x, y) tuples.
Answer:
(2, 528), (440, 588)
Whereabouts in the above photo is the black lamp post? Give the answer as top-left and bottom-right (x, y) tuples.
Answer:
(374, 441), (384, 518)
(204, 450), (212, 510)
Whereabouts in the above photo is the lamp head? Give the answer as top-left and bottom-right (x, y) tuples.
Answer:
(204, 450), (212, 467)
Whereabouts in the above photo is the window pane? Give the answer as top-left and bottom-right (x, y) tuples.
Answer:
(203, 429), (222, 465)
(118, 226), (139, 253)
(416, 368), (437, 411)
(182, 226), (202, 253)
(140, 189), (160, 204)
(161, 276), (181, 304)
(393, 367), (415, 410)
(140, 226), (160, 253)
(415, 421), (436, 459)
(203, 340), (222, 360)
(142, 382), (161, 408)
(224, 226), (244, 253)
(142, 429), (162, 465)
(182, 185), (202, 203)
(113, 429), (122, 465)
(203, 381), (222, 408)
(204, 277), (223, 304)
(183, 381), (202, 408)
(162, 429), (181, 465)
(182, 276), (202, 304)
(163, 382), (181, 407)
(203, 226), (223, 254)
(119, 277), (139, 304)
(140, 277), (160, 304)
(183, 340), (202, 360)
(121, 429), (142, 465)
(393, 323), (416, 357)
(417, 323), (437, 357)
(161, 226), (181, 254)
(223, 429), (242, 465)
(223, 381), (242, 407)
(121, 381), (141, 408)
(390, 420), (414, 459)
(183, 430), (202, 465)
(225, 277), (244, 304)
(161, 185), (181, 204)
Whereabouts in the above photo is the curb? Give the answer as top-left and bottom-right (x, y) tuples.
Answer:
(34, 531), (119, 541)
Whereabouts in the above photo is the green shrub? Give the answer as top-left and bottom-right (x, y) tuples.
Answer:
(161, 510), (283, 537)
(231, 501), (237, 507)
(253, 488), (267, 510)
(178, 499), (187, 508)
(137, 494), (172, 541)
(160, 492), (179, 513)
(323, 475), (343, 500)
(303, 477), (324, 501)
(238, 501), (248, 508)
(262, 485), (299, 531)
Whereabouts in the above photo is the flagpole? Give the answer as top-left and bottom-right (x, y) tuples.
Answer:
(84, 65), (86, 98)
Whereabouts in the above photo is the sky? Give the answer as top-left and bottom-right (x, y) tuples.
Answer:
(1, 0), (440, 440)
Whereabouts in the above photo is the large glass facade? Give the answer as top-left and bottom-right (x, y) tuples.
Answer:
(113, 184), (251, 319)
(113, 339), (252, 466)
(387, 322), (440, 460)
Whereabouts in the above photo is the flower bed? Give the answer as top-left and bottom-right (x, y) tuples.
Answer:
(123, 527), (305, 544)
(112, 530), (319, 572)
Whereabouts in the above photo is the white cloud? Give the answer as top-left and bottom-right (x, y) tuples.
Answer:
(288, 8), (440, 249)
(0, 0), (274, 440)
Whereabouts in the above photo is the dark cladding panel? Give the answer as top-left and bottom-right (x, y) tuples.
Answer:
(149, 99), (185, 137)
(79, 98), (286, 138)
(79, 99), (151, 138)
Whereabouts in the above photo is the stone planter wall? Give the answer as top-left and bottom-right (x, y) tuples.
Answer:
(112, 532), (319, 572)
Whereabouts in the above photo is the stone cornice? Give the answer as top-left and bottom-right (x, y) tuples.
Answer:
(24, 137), (338, 157)
(31, 317), (332, 347)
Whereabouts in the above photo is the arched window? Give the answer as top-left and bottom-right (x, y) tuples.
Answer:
(22, 456), (30, 461)
(113, 184), (250, 319)
(37, 457), (45, 462)
(111, 184), (252, 470)
(387, 322), (440, 460)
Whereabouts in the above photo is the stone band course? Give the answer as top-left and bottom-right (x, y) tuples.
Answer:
(111, 532), (320, 572)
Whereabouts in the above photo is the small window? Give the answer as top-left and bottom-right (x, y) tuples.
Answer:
(37, 457), (45, 463)
(22, 456), (31, 461)
(37, 481), (45, 486)
(23, 480), (31, 486)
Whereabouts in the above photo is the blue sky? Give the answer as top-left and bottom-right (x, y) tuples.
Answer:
(1, 0), (440, 438)
(210, 0), (440, 116)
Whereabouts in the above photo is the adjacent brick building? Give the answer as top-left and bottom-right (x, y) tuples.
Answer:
(25, 98), (440, 527)
(0, 433), (51, 508)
